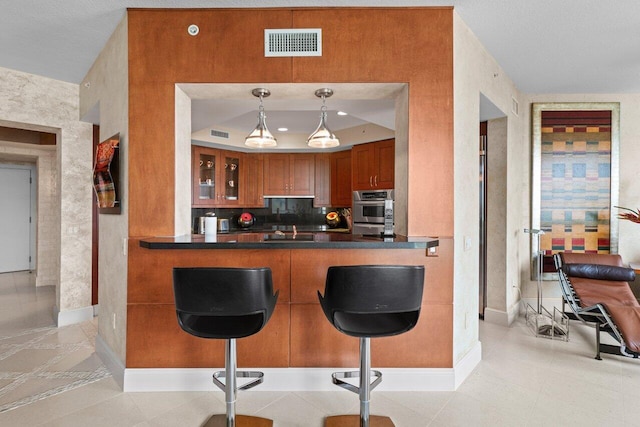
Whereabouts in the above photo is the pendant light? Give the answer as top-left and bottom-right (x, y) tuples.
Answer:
(245, 88), (277, 148)
(307, 88), (340, 148)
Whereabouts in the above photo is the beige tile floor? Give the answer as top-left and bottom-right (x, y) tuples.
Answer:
(1, 271), (640, 426)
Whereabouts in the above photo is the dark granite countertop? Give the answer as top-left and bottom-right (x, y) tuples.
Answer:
(139, 232), (439, 250)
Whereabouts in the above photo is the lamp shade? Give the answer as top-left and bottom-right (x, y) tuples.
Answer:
(245, 110), (277, 148)
(245, 88), (277, 148)
(307, 111), (340, 148)
(308, 88), (340, 148)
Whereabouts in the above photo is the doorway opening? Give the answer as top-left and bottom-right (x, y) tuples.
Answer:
(0, 163), (35, 273)
(479, 93), (508, 319)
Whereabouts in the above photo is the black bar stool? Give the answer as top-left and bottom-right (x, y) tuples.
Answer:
(173, 267), (279, 427)
(317, 265), (425, 427)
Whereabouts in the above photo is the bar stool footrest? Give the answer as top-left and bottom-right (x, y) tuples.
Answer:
(331, 369), (382, 394)
(212, 370), (264, 392)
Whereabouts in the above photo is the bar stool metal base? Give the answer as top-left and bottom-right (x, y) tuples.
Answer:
(325, 415), (394, 427)
(202, 414), (273, 427)
(208, 338), (272, 427)
(324, 338), (393, 427)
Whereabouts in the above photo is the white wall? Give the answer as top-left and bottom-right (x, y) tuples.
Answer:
(0, 66), (93, 322)
(453, 12), (528, 363)
(79, 16), (129, 364)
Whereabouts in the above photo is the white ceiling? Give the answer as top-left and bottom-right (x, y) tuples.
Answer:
(182, 83), (402, 145)
(2, 1), (639, 138)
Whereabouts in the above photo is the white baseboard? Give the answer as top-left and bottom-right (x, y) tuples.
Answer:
(453, 341), (482, 389)
(96, 334), (125, 389)
(484, 302), (521, 326)
(55, 305), (94, 327)
(116, 341), (482, 393)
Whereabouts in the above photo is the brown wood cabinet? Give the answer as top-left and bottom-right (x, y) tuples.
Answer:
(129, 242), (449, 369)
(313, 153), (330, 207)
(351, 139), (395, 190)
(192, 146), (244, 207)
(330, 150), (352, 207)
(263, 153), (315, 197)
(243, 153), (264, 208)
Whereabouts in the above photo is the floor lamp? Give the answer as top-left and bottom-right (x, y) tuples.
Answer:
(524, 228), (568, 339)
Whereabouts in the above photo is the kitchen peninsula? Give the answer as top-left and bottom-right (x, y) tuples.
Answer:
(129, 233), (446, 378)
(140, 232), (437, 249)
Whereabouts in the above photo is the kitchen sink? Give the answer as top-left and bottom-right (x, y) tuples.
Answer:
(262, 233), (314, 242)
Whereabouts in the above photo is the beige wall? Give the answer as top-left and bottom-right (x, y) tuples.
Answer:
(0, 66), (93, 321)
(453, 12), (528, 361)
(79, 17), (129, 364)
(486, 117), (508, 313)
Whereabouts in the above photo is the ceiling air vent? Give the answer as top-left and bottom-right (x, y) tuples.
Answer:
(210, 129), (229, 139)
(264, 29), (322, 57)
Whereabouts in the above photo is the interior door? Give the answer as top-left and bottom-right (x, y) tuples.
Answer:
(0, 166), (32, 273)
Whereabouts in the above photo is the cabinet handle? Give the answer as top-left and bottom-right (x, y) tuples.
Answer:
(374, 175), (378, 187)
(369, 176), (373, 187)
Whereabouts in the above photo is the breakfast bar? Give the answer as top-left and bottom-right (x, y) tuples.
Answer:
(127, 234), (449, 383)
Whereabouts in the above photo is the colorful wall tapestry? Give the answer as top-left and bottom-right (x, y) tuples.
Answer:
(539, 111), (611, 259)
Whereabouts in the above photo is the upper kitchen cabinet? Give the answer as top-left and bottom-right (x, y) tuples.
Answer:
(192, 146), (244, 207)
(313, 153), (331, 207)
(263, 153), (315, 197)
(351, 139), (395, 190)
(244, 153), (265, 208)
(331, 150), (352, 207)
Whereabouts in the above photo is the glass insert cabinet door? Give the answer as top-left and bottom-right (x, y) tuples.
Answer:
(530, 102), (620, 280)
(223, 153), (240, 202)
(192, 146), (242, 207)
(197, 152), (216, 201)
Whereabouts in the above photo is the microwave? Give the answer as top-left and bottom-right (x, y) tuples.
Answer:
(352, 189), (394, 224)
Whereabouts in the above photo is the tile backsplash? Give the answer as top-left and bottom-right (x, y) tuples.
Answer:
(192, 198), (349, 232)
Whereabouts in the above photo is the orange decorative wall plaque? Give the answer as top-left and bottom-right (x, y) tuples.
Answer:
(93, 133), (121, 214)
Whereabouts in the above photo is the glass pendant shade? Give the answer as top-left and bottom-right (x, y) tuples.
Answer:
(245, 88), (277, 148)
(307, 88), (340, 148)
(245, 110), (277, 148)
(307, 110), (340, 148)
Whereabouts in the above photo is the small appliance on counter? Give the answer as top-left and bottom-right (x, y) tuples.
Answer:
(382, 199), (395, 237)
(325, 211), (341, 228)
(237, 212), (255, 228)
(217, 218), (229, 233)
(194, 212), (216, 234)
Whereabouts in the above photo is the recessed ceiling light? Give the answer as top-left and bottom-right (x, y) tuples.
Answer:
(337, 111), (348, 116)
(277, 127), (288, 132)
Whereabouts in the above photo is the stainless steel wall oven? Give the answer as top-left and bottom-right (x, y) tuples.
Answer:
(352, 189), (394, 235)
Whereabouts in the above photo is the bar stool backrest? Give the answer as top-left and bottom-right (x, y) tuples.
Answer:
(318, 265), (425, 338)
(173, 267), (278, 339)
